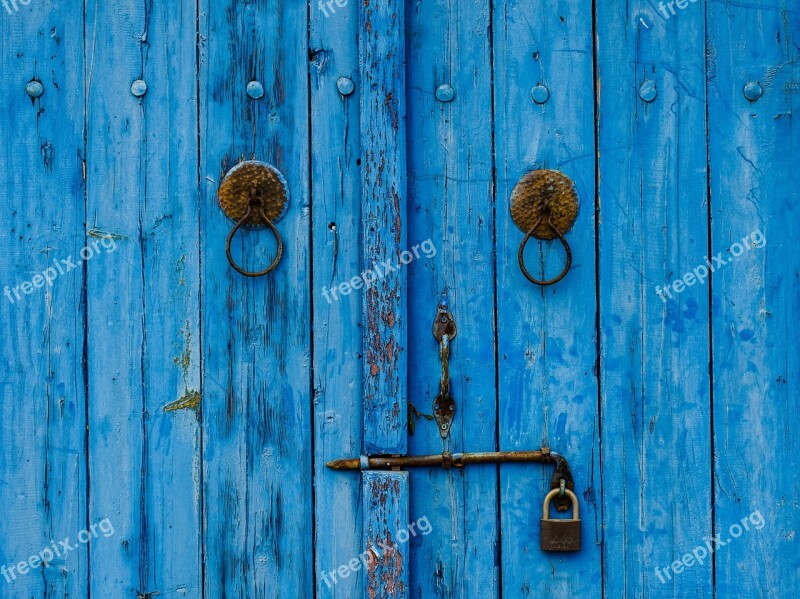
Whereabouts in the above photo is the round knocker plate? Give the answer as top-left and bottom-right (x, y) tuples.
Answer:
(510, 170), (579, 240)
(218, 161), (288, 228)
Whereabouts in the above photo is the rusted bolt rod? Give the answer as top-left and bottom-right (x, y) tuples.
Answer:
(326, 449), (558, 471)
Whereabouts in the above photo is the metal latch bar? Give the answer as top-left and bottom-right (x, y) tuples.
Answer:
(329, 448), (558, 470)
(327, 448), (576, 512)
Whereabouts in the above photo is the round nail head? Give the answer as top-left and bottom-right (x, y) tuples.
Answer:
(26, 80), (44, 98)
(531, 84), (550, 104)
(743, 81), (763, 101)
(337, 77), (355, 96)
(435, 84), (455, 103)
(131, 79), (148, 97)
(246, 81), (265, 99)
(639, 79), (657, 102)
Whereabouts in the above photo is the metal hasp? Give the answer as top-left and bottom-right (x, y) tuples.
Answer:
(218, 160), (289, 277)
(432, 298), (457, 438)
(328, 448), (579, 552)
(510, 169), (579, 286)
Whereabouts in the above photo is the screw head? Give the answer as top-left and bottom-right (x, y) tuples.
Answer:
(246, 81), (265, 99)
(639, 79), (657, 102)
(531, 84), (550, 104)
(743, 81), (763, 101)
(130, 79), (148, 97)
(26, 80), (44, 98)
(435, 84), (455, 103)
(337, 77), (355, 96)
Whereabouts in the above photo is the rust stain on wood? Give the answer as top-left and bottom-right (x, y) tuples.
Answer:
(164, 390), (201, 413)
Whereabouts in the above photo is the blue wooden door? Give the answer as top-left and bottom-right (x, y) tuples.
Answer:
(1, 1), (798, 597)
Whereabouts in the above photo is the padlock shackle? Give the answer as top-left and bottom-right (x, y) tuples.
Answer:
(542, 488), (579, 520)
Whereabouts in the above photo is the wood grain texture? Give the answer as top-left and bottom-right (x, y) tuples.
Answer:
(137, 2), (203, 596)
(310, 3), (365, 598)
(708, 1), (800, 596)
(199, 1), (313, 596)
(597, 1), (712, 596)
(360, 0), (408, 455)
(84, 1), (202, 597)
(363, 472), (409, 599)
(405, 1), (499, 597)
(0, 1), (798, 597)
(494, 1), (602, 596)
(0, 2), (87, 597)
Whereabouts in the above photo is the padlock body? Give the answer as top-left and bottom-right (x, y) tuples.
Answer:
(540, 518), (581, 552)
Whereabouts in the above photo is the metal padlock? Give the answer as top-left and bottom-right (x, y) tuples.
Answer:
(540, 488), (581, 552)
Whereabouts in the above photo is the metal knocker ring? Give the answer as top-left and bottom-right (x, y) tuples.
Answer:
(518, 212), (572, 286)
(218, 160), (289, 278)
(510, 169), (580, 287)
(225, 193), (284, 277)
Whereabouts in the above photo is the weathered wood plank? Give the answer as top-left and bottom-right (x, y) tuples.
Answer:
(363, 472), (409, 599)
(138, 1), (203, 596)
(597, 1), (712, 596)
(310, 3), (364, 598)
(708, 1), (800, 595)
(199, 1), (313, 596)
(84, 2), (145, 595)
(85, 1), (202, 596)
(360, 0), (408, 455)
(494, 1), (601, 595)
(405, 1), (498, 597)
(0, 2), (87, 597)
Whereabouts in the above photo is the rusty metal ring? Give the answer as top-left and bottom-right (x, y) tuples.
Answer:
(225, 203), (284, 277)
(518, 216), (572, 286)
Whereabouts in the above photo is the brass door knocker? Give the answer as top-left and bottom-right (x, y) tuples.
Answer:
(510, 169), (579, 286)
(218, 160), (288, 277)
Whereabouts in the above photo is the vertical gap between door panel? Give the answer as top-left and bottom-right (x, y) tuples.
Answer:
(306, 0), (318, 596)
(195, 0), (206, 596)
(82, 0), (91, 596)
(591, 0), (605, 596)
(702, 0), (716, 594)
(488, 1), (502, 597)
